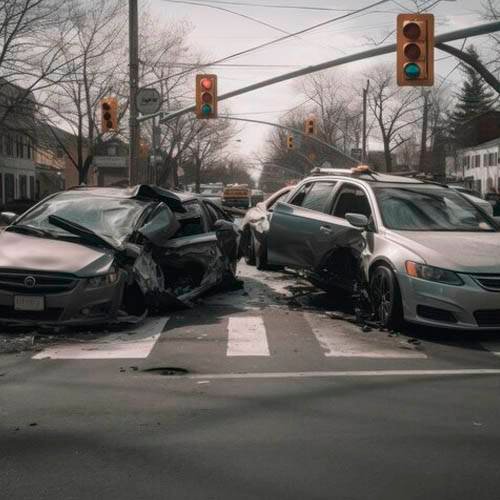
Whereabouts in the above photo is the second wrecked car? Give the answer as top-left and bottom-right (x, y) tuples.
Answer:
(0, 185), (239, 326)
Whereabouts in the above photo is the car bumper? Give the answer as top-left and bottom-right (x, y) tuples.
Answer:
(0, 272), (126, 327)
(398, 272), (500, 330)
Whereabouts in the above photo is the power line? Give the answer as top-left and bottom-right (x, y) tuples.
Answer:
(150, 0), (391, 87)
(176, 0), (357, 12)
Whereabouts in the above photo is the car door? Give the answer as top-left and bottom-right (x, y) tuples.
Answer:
(203, 200), (239, 263)
(267, 180), (339, 268)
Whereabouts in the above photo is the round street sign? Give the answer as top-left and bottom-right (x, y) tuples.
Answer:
(137, 88), (161, 115)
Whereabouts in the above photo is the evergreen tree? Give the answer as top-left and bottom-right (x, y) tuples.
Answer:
(451, 46), (495, 127)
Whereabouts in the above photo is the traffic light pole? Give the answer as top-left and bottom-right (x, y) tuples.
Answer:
(129, 0), (140, 185)
(145, 20), (500, 125)
(362, 80), (370, 163)
(217, 115), (360, 164)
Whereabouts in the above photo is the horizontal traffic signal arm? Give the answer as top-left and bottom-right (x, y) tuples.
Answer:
(148, 21), (500, 124)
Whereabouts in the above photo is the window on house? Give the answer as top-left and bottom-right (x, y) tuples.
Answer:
(5, 174), (15, 202)
(6, 136), (13, 156)
(489, 153), (495, 166)
(19, 175), (27, 198)
(484, 153), (489, 167)
(29, 177), (35, 200)
(475, 155), (481, 168)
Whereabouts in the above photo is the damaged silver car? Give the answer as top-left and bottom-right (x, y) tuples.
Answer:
(0, 185), (239, 326)
(266, 167), (500, 330)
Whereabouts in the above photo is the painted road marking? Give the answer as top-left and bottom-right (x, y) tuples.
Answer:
(304, 313), (426, 358)
(32, 317), (168, 360)
(185, 369), (500, 381)
(227, 316), (270, 356)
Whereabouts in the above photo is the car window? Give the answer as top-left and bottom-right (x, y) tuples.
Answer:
(300, 181), (337, 213)
(174, 201), (206, 237)
(204, 201), (232, 227)
(267, 190), (291, 210)
(289, 183), (312, 206)
(332, 184), (372, 219)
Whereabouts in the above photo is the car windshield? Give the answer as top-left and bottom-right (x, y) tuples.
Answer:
(373, 185), (497, 232)
(15, 192), (149, 245)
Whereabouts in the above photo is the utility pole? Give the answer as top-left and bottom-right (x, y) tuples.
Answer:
(129, 0), (140, 185)
(362, 80), (370, 163)
(419, 90), (430, 173)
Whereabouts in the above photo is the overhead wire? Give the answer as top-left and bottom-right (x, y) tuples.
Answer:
(150, 0), (391, 87)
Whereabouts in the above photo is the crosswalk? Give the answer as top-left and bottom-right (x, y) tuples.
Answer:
(31, 310), (500, 363)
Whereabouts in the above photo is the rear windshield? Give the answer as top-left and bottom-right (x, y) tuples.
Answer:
(373, 186), (497, 232)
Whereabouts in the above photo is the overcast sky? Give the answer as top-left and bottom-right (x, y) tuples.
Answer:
(148, 0), (491, 165)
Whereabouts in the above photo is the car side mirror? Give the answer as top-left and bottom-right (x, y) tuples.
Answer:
(0, 212), (17, 226)
(345, 213), (369, 229)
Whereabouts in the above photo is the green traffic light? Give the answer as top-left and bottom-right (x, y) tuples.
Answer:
(404, 62), (421, 79)
(201, 103), (212, 115)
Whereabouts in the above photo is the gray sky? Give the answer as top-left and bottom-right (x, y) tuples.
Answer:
(148, 0), (490, 161)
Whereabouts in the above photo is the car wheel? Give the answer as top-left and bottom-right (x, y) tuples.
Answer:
(370, 265), (403, 329)
(244, 229), (256, 266)
(254, 233), (268, 271)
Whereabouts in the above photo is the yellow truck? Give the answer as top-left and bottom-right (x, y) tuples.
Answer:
(222, 184), (251, 209)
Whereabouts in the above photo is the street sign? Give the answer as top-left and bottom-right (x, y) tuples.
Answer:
(93, 156), (128, 168)
(137, 88), (161, 115)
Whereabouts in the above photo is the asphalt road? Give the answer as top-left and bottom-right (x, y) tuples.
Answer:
(2, 263), (500, 499)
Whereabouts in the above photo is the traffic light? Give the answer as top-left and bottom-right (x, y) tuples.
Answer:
(196, 74), (218, 119)
(287, 135), (294, 150)
(304, 118), (316, 136)
(397, 13), (434, 86)
(100, 97), (118, 133)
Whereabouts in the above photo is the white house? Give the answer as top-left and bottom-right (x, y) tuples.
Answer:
(455, 137), (500, 195)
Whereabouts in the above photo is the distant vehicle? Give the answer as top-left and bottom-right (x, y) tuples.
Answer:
(265, 167), (500, 330)
(223, 184), (250, 209)
(239, 185), (294, 269)
(449, 186), (493, 216)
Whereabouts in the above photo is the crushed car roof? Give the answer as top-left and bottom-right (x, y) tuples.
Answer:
(68, 184), (186, 212)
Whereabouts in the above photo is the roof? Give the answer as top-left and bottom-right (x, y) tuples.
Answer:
(309, 168), (425, 185)
(457, 136), (500, 152)
(67, 184), (186, 212)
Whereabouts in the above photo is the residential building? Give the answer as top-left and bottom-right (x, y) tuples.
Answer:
(456, 137), (500, 195)
(0, 78), (37, 205)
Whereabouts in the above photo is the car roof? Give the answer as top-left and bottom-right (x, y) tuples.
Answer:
(306, 168), (443, 186)
(66, 184), (187, 212)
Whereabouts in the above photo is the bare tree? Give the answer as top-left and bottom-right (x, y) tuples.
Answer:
(41, 0), (127, 184)
(0, 0), (76, 128)
(368, 65), (421, 172)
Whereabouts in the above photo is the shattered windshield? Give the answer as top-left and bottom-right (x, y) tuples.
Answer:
(15, 192), (149, 245)
(373, 186), (497, 232)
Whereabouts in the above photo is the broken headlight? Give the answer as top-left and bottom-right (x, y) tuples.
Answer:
(86, 268), (119, 289)
(405, 261), (463, 286)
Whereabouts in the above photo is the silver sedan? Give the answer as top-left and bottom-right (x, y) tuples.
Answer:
(266, 171), (500, 330)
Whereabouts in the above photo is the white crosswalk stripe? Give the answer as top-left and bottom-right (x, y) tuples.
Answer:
(227, 316), (270, 356)
(32, 317), (168, 360)
(304, 313), (427, 358)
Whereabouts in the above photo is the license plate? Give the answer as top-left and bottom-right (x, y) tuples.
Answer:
(14, 296), (45, 311)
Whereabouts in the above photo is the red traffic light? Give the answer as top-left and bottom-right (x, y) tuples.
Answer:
(196, 74), (217, 119)
(201, 78), (213, 90)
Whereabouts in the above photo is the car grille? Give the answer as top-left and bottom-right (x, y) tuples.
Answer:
(474, 310), (500, 327)
(472, 275), (500, 292)
(0, 305), (63, 322)
(0, 269), (78, 294)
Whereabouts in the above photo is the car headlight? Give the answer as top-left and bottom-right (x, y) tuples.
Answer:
(405, 261), (463, 286)
(86, 268), (119, 289)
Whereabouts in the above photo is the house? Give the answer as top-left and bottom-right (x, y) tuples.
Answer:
(0, 79), (37, 205)
(455, 137), (500, 195)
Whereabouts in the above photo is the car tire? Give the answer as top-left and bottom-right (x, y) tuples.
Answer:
(244, 229), (256, 266)
(369, 264), (403, 329)
(254, 233), (268, 271)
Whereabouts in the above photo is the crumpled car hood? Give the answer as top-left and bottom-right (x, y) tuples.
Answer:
(387, 230), (500, 273)
(0, 231), (115, 276)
